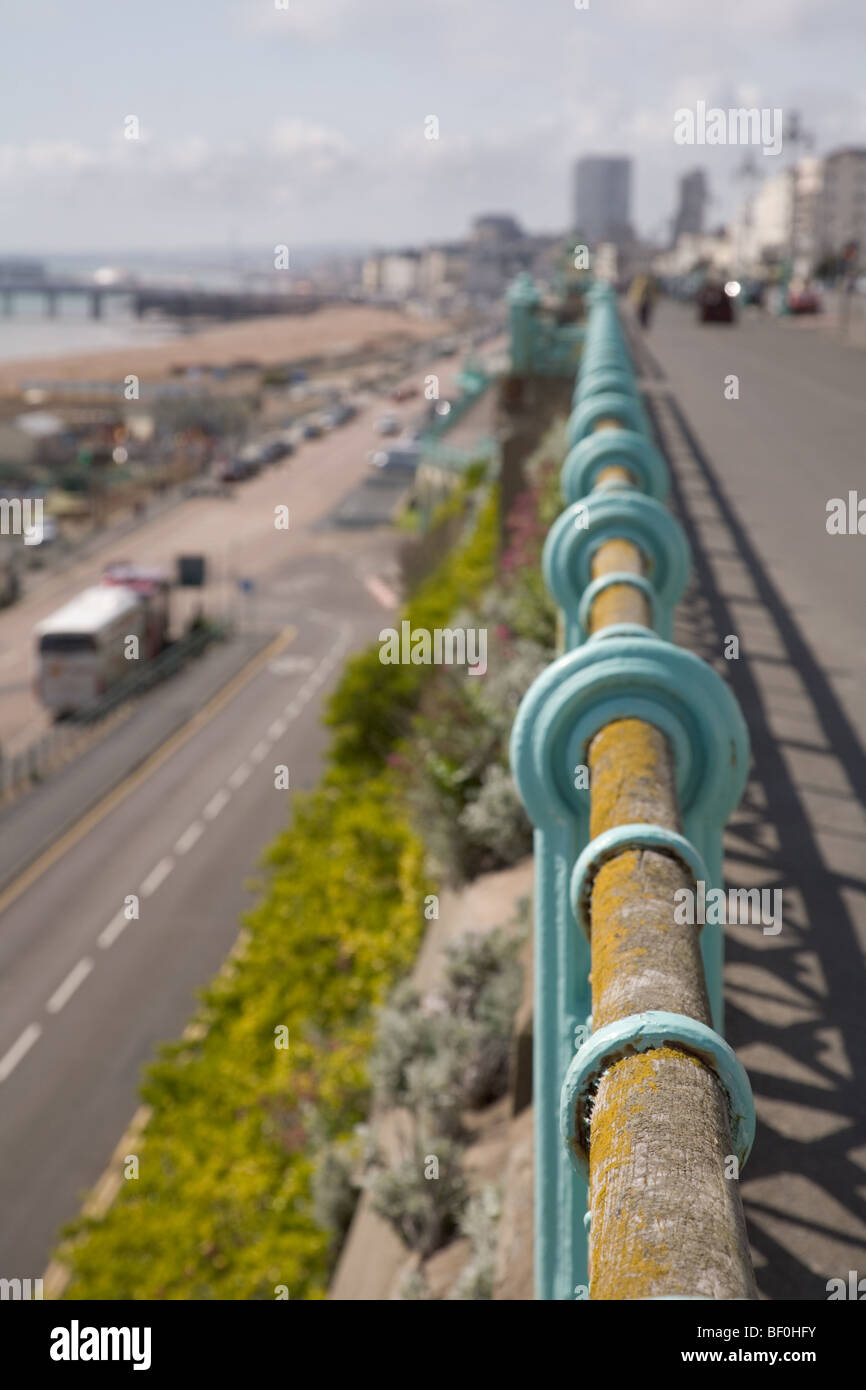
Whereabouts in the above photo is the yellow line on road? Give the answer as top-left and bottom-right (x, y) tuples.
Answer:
(0, 626), (296, 918)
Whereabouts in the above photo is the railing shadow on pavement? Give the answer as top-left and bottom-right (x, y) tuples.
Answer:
(644, 387), (866, 1301)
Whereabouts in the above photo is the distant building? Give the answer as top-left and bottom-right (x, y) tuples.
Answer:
(361, 249), (422, 301)
(817, 147), (866, 262)
(465, 213), (538, 300)
(791, 156), (823, 271)
(418, 244), (469, 307)
(671, 170), (708, 244)
(471, 214), (523, 244)
(653, 229), (733, 279)
(573, 156), (633, 247)
(727, 156), (821, 274)
(360, 256), (382, 296)
(360, 214), (554, 310)
(382, 250), (423, 299)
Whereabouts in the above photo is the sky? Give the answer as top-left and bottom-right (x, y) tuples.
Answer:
(1, 0), (864, 258)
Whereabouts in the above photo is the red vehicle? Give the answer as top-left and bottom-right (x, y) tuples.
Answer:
(786, 283), (822, 314)
(102, 562), (171, 658)
(391, 383), (419, 402)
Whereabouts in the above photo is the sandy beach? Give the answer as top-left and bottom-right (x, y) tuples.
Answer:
(0, 305), (450, 394)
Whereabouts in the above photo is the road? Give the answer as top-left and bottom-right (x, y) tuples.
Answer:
(0, 347), (472, 757)
(632, 299), (866, 1298)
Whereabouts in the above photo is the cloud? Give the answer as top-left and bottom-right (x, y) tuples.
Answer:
(242, 0), (396, 41)
(0, 141), (99, 179)
(617, 0), (836, 32)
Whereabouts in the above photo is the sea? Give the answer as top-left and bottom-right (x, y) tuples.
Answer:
(0, 246), (365, 364)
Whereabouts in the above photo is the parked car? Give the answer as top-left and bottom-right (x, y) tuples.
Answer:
(259, 437), (293, 463)
(183, 476), (234, 499)
(375, 415), (401, 436)
(218, 457), (255, 483)
(367, 446), (421, 475)
(786, 282), (822, 314)
(391, 384), (419, 402)
(302, 421), (323, 440)
(697, 280), (735, 323)
(324, 403), (356, 428)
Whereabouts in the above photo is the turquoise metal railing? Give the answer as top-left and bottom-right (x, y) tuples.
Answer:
(509, 282), (756, 1300)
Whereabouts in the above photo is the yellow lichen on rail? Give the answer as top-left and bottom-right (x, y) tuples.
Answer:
(586, 720), (710, 1033)
(589, 1049), (755, 1300)
(588, 719), (679, 841)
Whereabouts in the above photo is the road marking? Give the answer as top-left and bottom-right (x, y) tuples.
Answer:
(204, 788), (230, 820)
(250, 740), (269, 763)
(47, 957), (94, 1014)
(0, 627), (297, 919)
(0, 1023), (42, 1082)
(140, 857), (174, 896)
(98, 910), (129, 949)
(228, 763), (251, 790)
(175, 820), (204, 854)
(268, 718), (286, 740)
(42, 907), (257, 1293)
(364, 573), (399, 609)
(269, 655), (315, 675)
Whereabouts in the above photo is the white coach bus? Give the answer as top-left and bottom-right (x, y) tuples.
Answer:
(34, 585), (146, 716)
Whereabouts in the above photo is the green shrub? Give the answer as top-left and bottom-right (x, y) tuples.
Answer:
(368, 1139), (468, 1257)
(371, 927), (523, 1121)
(448, 1186), (502, 1300)
(59, 774), (430, 1301)
(325, 487), (499, 776)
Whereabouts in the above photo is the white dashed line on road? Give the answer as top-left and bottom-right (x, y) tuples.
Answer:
(363, 574), (399, 609)
(203, 788), (230, 820)
(0, 1024), (42, 1083)
(46, 958), (94, 1015)
(175, 820), (205, 854)
(140, 857), (174, 896)
(2, 620), (354, 1087)
(98, 910), (129, 950)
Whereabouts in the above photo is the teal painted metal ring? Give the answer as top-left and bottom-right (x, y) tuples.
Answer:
(573, 367), (639, 405)
(560, 1011), (756, 1179)
(587, 622), (659, 642)
(543, 491), (691, 642)
(577, 354), (634, 380)
(509, 634), (750, 833)
(562, 429), (669, 503)
(568, 392), (648, 447)
(569, 823), (709, 937)
(576, 571), (657, 640)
